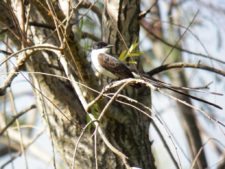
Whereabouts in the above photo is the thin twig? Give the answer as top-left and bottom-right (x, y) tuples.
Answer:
(8, 89), (28, 169)
(152, 121), (180, 169)
(158, 90), (225, 128)
(190, 138), (217, 169)
(0, 44), (61, 96)
(161, 10), (199, 64)
(72, 119), (98, 169)
(88, 114), (130, 169)
(140, 20), (225, 65)
(98, 81), (130, 121)
(138, 0), (159, 19)
(94, 128), (98, 169)
(0, 129), (45, 169)
(143, 77), (223, 109)
(78, 1), (102, 22)
(0, 44), (61, 67)
(0, 104), (36, 136)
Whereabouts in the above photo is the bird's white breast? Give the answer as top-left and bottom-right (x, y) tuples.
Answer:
(91, 49), (117, 79)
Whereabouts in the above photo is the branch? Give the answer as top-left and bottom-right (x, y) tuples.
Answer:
(152, 121), (180, 169)
(0, 50), (12, 55)
(159, 89), (225, 128)
(0, 44), (62, 96)
(138, 0), (158, 19)
(0, 105), (36, 136)
(98, 81), (130, 120)
(0, 129), (47, 169)
(161, 11), (199, 64)
(142, 76), (223, 109)
(140, 19), (225, 65)
(29, 22), (100, 41)
(78, 1), (102, 22)
(81, 31), (100, 41)
(29, 21), (55, 30)
(148, 62), (225, 77)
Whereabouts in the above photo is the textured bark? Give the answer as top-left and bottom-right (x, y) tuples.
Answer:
(102, 0), (156, 168)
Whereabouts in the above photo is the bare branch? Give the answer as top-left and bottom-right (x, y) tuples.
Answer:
(0, 44), (62, 96)
(0, 105), (36, 136)
(78, 1), (102, 22)
(161, 10), (199, 64)
(0, 129), (46, 169)
(148, 62), (225, 77)
(140, 19), (225, 65)
(152, 121), (180, 169)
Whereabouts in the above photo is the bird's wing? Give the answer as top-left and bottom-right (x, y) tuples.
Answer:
(98, 53), (134, 79)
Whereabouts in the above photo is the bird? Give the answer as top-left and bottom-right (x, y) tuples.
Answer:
(91, 41), (135, 79)
(90, 42), (223, 109)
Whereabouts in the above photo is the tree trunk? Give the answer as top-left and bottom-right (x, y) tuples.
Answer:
(100, 0), (156, 168)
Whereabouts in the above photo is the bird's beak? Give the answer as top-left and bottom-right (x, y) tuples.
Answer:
(106, 44), (114, 48)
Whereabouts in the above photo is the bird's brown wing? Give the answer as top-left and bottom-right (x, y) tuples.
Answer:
(98, 53), (134, 79)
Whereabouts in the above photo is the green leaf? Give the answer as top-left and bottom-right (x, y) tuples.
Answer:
(127, 52), (143, 57)
(118, 40), (142, 62)
(119, 50), (128, 61)
(128, 60), (137, 65)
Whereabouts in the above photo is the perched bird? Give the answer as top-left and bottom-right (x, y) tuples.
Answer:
(91, 41), (135, 79)
(90, 42), (222, 109)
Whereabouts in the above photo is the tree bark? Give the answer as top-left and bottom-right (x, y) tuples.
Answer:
(100, 0), (156, 168)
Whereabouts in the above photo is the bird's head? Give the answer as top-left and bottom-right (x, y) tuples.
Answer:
(92, 41), (113, 53)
